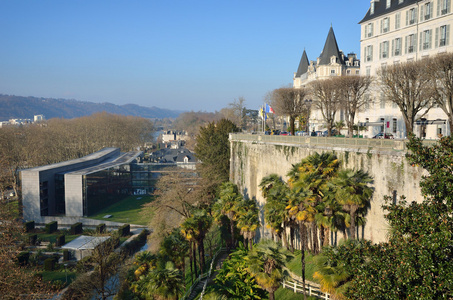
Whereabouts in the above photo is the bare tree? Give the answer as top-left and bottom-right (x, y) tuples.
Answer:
(378, 59), (434, 135)
(270, 87), (309, 135)
(427, 52), (453, 134)
(220, 97), (247, 129)
(335, 76), (372, 138)
(309, 79), (340, 137)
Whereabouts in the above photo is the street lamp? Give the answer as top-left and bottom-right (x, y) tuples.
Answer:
(64, 263), (68, 284)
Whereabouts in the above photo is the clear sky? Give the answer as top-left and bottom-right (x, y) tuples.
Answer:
(0, 1), (370, 113)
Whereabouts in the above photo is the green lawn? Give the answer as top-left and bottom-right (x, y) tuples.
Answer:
(275, 287), (319, 300)
(41, 270), (77, 286)
(88, 195), (154, 225)
(37, 233), (80, 244)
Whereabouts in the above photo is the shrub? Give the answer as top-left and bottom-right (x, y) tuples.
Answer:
(56, 235), (65, 247)
(17, 251), (30, 266)
(96, 223), (106, 234)
(118, 224), (130, 237)
(24, 220), (35, 232)
(45, 221), (58, 233)
(29, 234), (37, 245)
(63, 249), (70, 261)
(70, 222), (82, 235)
(44, 258), (55, 271)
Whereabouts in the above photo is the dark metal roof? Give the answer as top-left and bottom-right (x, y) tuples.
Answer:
(318, 27), (344, 65)
(295, 50), (309, 77)
(359, 0), (418, 24)
(65, 151), (142, 175)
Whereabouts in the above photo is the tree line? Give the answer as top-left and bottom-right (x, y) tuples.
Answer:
(0, 112), (154, 199)
(269, 52), (453, 137)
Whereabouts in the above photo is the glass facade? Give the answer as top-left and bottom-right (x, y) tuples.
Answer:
(83, 164), (132, 216)
(55, 174), (65, 215)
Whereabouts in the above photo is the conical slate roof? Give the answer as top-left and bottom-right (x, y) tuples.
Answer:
(318, 26), (343, 65)
(295, 50), (309, 77)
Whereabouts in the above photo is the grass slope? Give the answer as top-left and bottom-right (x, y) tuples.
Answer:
(88, 195), (154, 226)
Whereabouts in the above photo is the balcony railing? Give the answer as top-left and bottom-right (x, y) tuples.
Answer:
(440, 38), (446, 47)
(442, 8), (448, 15)
(423, 42), (430, 50)
(408, 45), (414, 53)
(424, 14), (431, 20)
(409, 19), (416, 24)
(395, 49), (400, 56)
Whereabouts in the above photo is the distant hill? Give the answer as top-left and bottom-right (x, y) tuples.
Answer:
(0, 94), (182, 120)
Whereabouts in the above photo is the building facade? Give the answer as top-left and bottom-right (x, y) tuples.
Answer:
(21, 148), (142, 220)
(293, 27), (360, 132)
(358, 0), (453, 139)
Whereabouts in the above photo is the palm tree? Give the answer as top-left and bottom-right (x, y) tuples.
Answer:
(260, 174), (291, 249)
(331, 169), (373, 240)
(159, 228), (189, 284)
(236, 199), (260, 250)
(213, 182), (243, 249)
(181, 209), (213, 274)
(289, 152), (340, 253)
(246, 240), (293, 300)
(143, 261), (184, 300)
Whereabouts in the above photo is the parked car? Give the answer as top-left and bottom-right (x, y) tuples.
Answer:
(372, 132), (394, 139)
(280, 131), (290, 136)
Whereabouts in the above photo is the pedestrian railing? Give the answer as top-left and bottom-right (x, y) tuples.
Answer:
(282, 279), (330, 299)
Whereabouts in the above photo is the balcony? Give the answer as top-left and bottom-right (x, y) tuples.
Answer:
(408, 46), (414, 53)
(424, 14), (431, 20)
(409, 19), (416, 25)
(440, 38), (446, 47)
(395, 49), (400, 56)
(442, 8), (448, 15)
(423, 42), (430, 50)
(382, 53), (388, 58)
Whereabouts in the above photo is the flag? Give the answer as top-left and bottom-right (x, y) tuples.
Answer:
(259, 107), (267, 120)
(265, 103), (275, 114)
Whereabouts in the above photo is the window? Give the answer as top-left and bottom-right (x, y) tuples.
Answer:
(365, 96), (370, 109)
(354, 61), (359, 66)
(407, 8), (418, 25)
(331, 57), (337, 64)
(392, 38), (402, 56)
(380, 93), (386, 109)
(380, 41), (389, 59)
(365, 23), (374, 37)
(380, 118), (385, 132)
(366, 66), (371, 76)
(405, 34), (417, 53)
(387, 0), (391, 8)
(436, 25), (450, 47)
(347, 69), (351, 74)
(393, 118), (397, 133)
(381, 17), (390, 33)
(365, 45), (373, 61)
(356, 70), (360, 74)
(420, 29), (432, 50)
(422, 2), (432, 20)
(399, 0), (404, 3)
(438, 0), (451, 15)
(395, 13), (401, 29)
(371, 1), (375, 14)
(331, 69), (336, 74)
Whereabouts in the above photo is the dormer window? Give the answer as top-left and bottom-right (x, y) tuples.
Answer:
(354, 61), (359, 66)
(386, 0), (391, 8)
(399, 0), (404, 3)
(371, 1), (375, 14)
(331, 56), (337, 64)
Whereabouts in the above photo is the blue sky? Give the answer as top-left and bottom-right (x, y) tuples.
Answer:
(0, 1), (370, 113)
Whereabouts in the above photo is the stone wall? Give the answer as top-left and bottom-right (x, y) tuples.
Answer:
(229, 134), (427, 244)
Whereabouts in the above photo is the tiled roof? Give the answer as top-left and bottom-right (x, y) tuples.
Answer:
(295, 50), (309, 77)
(318, 27), (344, 65)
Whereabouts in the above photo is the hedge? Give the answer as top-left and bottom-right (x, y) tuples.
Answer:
(118, 224), (130, 237)
(17, 251), (30, 266)
(56, 234), (65, 247)
(45, 221), (58, 233)
(70, 222), (82, 235)
(44, 258), (55, 271)
(24, 221), (35, 232)
(29, 234), (37, 246)
(96, 223), (106, 234)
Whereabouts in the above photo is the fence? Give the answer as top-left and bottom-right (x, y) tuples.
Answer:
(180, 247), (226, 300)
(282, 279), (330, 299)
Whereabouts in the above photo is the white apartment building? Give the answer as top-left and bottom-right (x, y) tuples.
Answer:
(359, 0), (453, 139)
(293, 27), (360, 133)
